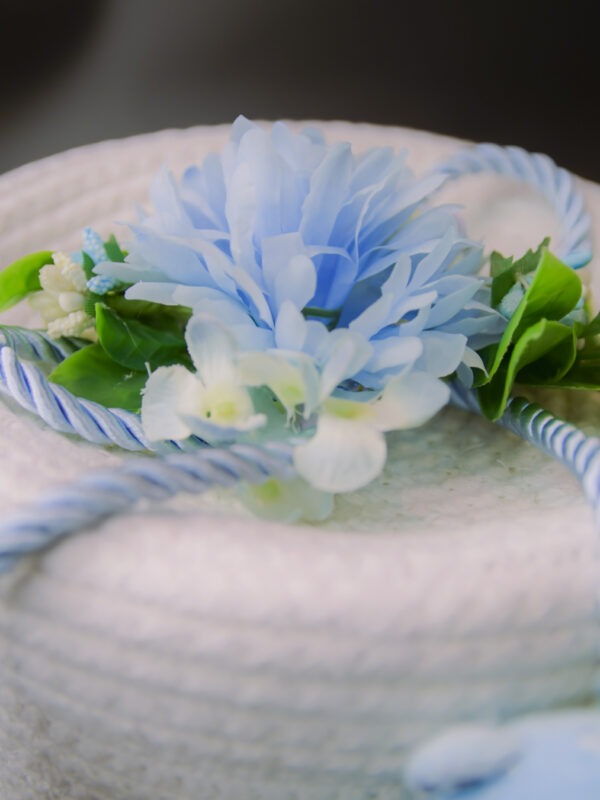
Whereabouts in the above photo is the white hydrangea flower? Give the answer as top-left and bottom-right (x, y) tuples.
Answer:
(142, 315), (267, 444)
(143, 311), (450, 496)
(294, 372), (450, 492)
(29, 251), (96, 340)
(239, 477), (334, 523)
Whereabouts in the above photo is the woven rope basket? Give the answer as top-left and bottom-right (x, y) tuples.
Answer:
(1, 123), (599, 800)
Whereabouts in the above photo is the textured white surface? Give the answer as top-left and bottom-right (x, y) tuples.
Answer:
(0, 123), (599, 800)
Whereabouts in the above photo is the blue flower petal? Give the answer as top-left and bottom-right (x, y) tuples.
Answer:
(274, 300), (307, 351)
(300, 142), (352, 244)
(124, 120), (505, 415)
(414, 331), (467, 376)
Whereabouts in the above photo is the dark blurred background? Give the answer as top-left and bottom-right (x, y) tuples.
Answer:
(1, 0), (598, 179)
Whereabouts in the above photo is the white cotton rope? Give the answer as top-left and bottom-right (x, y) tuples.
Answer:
(0, 142), (595, 572)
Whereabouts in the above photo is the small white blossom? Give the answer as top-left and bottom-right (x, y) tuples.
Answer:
(142, 315), (267, 444)
(294, 372), (450, 492)
(48, 310), (96, 339)
(143, 313), (449, 496)
(239, 477), (334, 523)
(29, 252), (96, 341)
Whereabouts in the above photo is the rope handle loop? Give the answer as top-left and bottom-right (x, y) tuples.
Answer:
(432, 142), (593, 269)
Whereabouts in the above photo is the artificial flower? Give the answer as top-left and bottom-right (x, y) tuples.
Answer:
(142, 314), (267, 444)
(2, 118), (595, 520)
(293, 371), (450, 492)
(29, 251), (96, 340)
(108, 118), (507, 495)
(239, 476), (334, 523)
(97, 117), (504, 393)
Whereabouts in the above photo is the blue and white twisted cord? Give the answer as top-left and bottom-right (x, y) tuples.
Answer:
(450, 384), (600, 527)
(0, 142), (597, 571)
(0, 344), (171, 452)
(0, 333), (206, 453)
(434, 143), (593, 269)
(1, 387), (598, 574)
(0, 442), (294, 574)
(0, 324), (80, 364)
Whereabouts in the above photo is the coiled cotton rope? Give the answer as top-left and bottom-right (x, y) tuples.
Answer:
(0, 441), (294, 574)
(0, 142), (596, 571)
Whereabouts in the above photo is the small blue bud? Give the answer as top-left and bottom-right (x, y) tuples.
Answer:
(87, 275), (119, 295)
(83, 227), (108, 265)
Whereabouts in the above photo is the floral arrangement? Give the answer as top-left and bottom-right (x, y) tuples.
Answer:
(1, 117), (599, 521)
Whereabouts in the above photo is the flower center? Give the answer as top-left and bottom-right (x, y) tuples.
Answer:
(200, 383), (254, 425)
(324, 397), (373, 421)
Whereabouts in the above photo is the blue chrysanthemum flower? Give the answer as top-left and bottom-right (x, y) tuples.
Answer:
(98, 117), (503, 380)
(97, 117), (506, 496)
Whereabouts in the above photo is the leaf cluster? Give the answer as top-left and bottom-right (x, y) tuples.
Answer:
(475, 242), (600, 420)
(50, 298), (192, 412)
(0, 238), (191, 412)
(2, 237), (599, 418)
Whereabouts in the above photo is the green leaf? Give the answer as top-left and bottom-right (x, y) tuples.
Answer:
(103, 294), (191, 327)
(490, 238), (550, 307)
(489, 250), (514, 280)
(546, 339), (600, 390)
(103, 235), (127, 263)
(513, 250), (581, 333)
(81, 251), (96, 280)
(478, 319), (578, 420)
(476, 243), (594, 418)
(95, 303), (189, 372)
(83, 292), (104, 316)
(0, 251), (53, 312)
(484, 248), (582, 383)
(577, 310), (600, 339)
(551, 360), (600, 389)
(49, 344), (147, 411)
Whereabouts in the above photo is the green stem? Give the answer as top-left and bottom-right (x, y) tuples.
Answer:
(302, 305), (341, 330)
